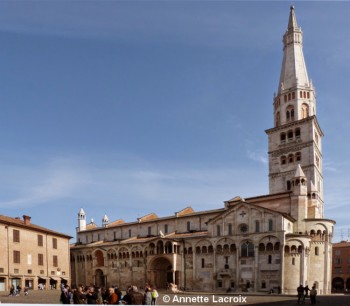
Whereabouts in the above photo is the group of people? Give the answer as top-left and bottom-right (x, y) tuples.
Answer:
(8, 285), (29, 296)
(59, 283), (159, 305)
(297, 284), (317, 305)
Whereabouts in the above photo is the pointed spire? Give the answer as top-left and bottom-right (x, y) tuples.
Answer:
(278, 6), (309, 93)
(79, 208), (85, 215)
(294, 164), (306, 178)
(288, 6), (298, 30)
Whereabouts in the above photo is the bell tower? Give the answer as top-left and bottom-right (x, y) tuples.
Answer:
(265, 6), (324, 217)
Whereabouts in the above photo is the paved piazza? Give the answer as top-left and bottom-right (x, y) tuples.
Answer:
(0, 290), (349, 305)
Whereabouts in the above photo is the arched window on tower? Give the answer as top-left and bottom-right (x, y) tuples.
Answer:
(281, 156), (287, 165)
(292, 92), (295, 99)
(295, 128), (301, 139)
(288, 154), (294, 163)
(287, 180), (292, 191)
(287, 130), (293, 140)
(295, 152), (301, 162)
(302, 104), (309, 119)
(280, 133), (286, 143)
(315, 247), (319, 256)
(307, 92), (310, 99)
(291, 109), (295, 121)
(286, 106), (294, 122)
(288, 93), (291, 101)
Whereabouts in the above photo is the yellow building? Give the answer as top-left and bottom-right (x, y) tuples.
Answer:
(0, 214), (71, 291)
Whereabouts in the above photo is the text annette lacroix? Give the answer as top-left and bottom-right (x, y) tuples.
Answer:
(162, 294), (247, 304)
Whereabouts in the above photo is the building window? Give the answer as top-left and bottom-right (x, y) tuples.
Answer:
(280, 133), (286, 143)
(295, 128), (301, 139)
(13, 229), (20, 243)
(164, 224), (168, 234)
(268, 219), (273, 231)
(53, 255), (58, 267)
(40, 270), (44, 274)
(268, 255), (272, 264)
(295, 152), (301, 161)
(241, 242), (254, 257)
(315, 247), (319, 256)
(261, 281), (266, 289)
(228, 223), (232, 235)
(28, 269), (32, 274)
(238, 223), (248, 233)
(27, 254), (32, 265)
(334, 258), (341, 264)
(316, 155), (320, 167)
(14, 269), (19, 274)
(281, 156), (287, 165)
(0, 268), (3, 273)
(38, 235), (43, 247)
(38, 254), (44, 266)
(52, 238), (57, 249)
(287, 180), (292, 191)
(129, 229), (132, 238)
(13, 250), (20, 264)
(288, 154), (294, 163)
(315, 132), (319, 145)
(148, 226), (151, 236)
(292, 258), (295, 265)
(217, 225), (221, 236)
(187, 221), (191, 232)
(217, 280), (222, 288)
(287, 130), (293, 140)
(255, 221), (260, 233)
(201, 258), (205, 268)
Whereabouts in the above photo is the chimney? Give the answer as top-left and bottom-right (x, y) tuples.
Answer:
(23, 215), (31, 225)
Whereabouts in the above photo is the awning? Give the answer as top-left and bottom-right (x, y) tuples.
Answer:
(50, 277), (60, 281)
(38, 276), (49, 280)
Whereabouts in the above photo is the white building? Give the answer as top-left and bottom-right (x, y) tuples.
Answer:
(70, 6), (335, 294)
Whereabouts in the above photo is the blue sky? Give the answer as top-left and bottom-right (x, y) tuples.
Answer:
(0, 0), (349, 242)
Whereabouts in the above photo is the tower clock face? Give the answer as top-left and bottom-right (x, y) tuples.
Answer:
(239, 224), (248, 233)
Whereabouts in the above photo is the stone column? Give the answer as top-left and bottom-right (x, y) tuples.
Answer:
(213, 247), (216, 290)
(236, 246), (240, 291)
(280, 244), (285, 293)
(254, 245), (259, 292)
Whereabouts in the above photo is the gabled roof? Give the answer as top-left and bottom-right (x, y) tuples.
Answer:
(207, 200), (295, 224)
(175, 207), (194, 217)
(0, 215), (72, 239)
(108, 219), (125, 227)
(137, 213), (158, 222)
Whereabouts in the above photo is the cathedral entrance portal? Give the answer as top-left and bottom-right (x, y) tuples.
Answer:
(149, 257), (173, 289)
(95, 269), (105, 288)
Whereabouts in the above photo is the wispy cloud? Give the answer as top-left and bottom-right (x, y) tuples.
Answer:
(247, 150), (268, 165)
(0, 155), (268, 214)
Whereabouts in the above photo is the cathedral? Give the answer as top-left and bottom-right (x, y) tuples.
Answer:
(70, 7), (335, 294)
